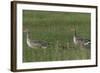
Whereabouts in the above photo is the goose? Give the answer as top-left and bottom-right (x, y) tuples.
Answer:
(72, 28), (91, 48)
(24, 29), (49, 49)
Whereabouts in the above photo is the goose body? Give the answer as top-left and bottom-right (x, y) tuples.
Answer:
(25, 30), (49, 49)
(72, 27), (90, 48)
(73, 35), (90, 46)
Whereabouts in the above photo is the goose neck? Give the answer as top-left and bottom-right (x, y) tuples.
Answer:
(26, 32), (30, 41)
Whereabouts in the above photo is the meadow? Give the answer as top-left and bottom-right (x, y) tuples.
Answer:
(23, 10), (91, 62)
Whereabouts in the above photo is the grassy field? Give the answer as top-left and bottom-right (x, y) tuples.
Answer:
(23, 10), (91, 62)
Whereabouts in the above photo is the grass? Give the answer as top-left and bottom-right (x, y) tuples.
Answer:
(23, 10), (91, 62)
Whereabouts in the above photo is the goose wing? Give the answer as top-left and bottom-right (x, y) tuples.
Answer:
(30, 40), (49, 46)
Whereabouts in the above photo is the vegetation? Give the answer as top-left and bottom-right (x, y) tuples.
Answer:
(23, 10), (91, 62)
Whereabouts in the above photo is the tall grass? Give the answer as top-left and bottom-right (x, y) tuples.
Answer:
(23, 10), (91, 62)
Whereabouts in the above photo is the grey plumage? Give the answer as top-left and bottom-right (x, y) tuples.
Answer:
(24, 29), (49, 49)
(72, 26), (91, 48)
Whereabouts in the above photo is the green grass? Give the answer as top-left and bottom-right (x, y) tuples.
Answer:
(23, 10), (91, 62)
